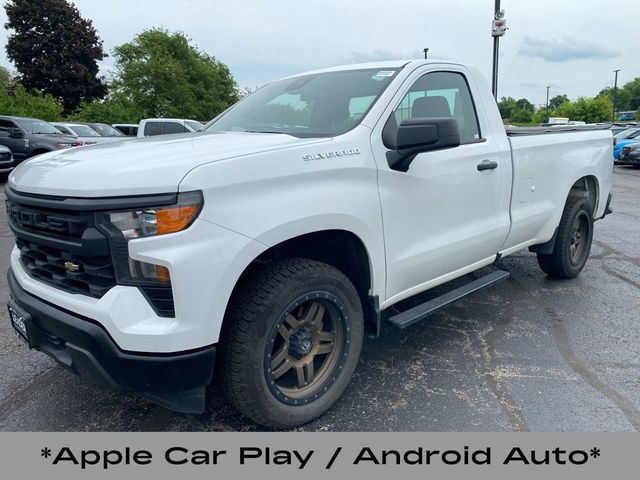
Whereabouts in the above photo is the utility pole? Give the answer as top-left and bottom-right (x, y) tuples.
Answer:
(612, 69), (620, 123)
(423, 48), (429, 59)
(491, 1), (507, 99)
(546, 85), (551, 122)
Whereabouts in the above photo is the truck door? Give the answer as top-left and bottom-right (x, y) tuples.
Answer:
(372, 67), (512, 304)
(0, 119), (27, 161)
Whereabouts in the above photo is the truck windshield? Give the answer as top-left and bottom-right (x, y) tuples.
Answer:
(91, 124), (124, 136)
(615, 129), (640, 139)
(205, 68), (400, 137)
(71, 125), (101, 137)
(16, 119), (62, 135)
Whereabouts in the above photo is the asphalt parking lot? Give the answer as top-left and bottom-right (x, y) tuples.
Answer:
(0, 166), (638, 432)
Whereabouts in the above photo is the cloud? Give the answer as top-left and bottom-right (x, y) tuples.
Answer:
(519, 81), (562, 89)
(518, 36), (619, 62)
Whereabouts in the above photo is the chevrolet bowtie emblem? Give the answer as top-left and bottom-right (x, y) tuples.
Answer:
(64, 261), (80, 272)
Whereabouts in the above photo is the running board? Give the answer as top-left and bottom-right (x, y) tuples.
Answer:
(387, 270), (510, 329)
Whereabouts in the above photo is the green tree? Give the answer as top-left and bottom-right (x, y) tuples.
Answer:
(531, 108), (549, 125)
(597, 86), (631, 112)
(549, 94), (569, 110)
(0, 83), (63, 120)
(515, 98), (534, 112)
(4, 0), (107, 112)
(555, 96), (612, 123)
(497, 96), (517, 119)
(510, 107), (533, 124)
(0, 66), (13, 92)
(621, 78), (640, 111)
(110, 28), (238, 120)
(70, 96), (140, 124)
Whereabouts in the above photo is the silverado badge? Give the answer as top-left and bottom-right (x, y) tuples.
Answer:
(302, 148), (360, 161)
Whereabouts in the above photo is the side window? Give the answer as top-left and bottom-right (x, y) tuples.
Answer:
(0, 119), (17, 137)
(144, 122), (162, 136)
(56, 126), (71, 135)
(164, 122), (188, 134)
(394, 71), (481, 144)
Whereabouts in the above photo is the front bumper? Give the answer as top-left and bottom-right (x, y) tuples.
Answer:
(0, 159), (15, 173)
(7, 268), (216, 413)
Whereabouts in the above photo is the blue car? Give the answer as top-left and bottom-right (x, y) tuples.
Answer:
(613, 128), (640, 160)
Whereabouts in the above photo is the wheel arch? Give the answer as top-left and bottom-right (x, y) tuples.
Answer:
(530, 174), (599, 255)
(223, 229), (381, 337)
(567, 174), (599, 215)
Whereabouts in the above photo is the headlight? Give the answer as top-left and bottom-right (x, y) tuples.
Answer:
(108, 191), (203, 239)
(106, 191), (203, 289)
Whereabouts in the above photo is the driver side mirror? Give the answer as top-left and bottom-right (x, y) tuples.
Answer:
(9, 127), (24, 139)
(383, 116), (460, 172)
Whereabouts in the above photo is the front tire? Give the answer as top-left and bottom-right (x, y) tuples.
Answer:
(537, 196), (594, 278)
(218, 257), (364, 429)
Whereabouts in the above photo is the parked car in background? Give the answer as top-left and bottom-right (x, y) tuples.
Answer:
(137, 118), (203, 137)
(613, 128), (640, 160)
(112, 124), (139, 136)
(618, 142), (640, 167)
(51, 122), (131, 145)
(611, 123), (637, 135)
(0, 144), (15, 177)
(0, 115), (80, 163)
(74, 122), (126, 138)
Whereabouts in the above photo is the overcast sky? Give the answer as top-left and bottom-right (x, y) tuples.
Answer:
(0, 0), (636, 106)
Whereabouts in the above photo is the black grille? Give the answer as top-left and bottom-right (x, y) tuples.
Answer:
(0, 152), (11, 162)
(6, 199), (90, 239)
(621, 146), (631, 157)
(6, 190), (176, 316)
(6, 199), (117, 298)
(17, 238), (116, 297)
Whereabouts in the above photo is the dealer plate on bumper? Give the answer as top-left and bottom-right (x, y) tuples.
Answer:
(7, 302), (31, 348)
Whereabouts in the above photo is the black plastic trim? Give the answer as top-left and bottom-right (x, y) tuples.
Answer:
(7, 268), (215, 412)
(5, 187), (178, 211)
(528, 227), (559, 255)
(365, 294), (381, 338)
(598, 193), (613, 220)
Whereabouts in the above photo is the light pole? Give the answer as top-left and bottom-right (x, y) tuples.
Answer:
(491, 1), (507, 99)
(612, 69), (620, 123)
(423, 48), (429, 59)
(546, 85), (551, 122)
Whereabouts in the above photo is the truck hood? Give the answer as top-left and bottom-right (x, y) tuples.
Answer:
(32, 134), (78, 144)
(9, 132), (329, 197)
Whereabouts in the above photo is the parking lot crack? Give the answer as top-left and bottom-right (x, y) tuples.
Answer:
(601, 264), (640, 290)
(476, 321), (529, 432)
(545, 306), (640, 431)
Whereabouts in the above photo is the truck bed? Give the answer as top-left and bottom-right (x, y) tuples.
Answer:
(505, 124), (612, 136)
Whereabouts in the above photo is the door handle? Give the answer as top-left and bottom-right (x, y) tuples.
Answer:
(477, 159), (498, 171)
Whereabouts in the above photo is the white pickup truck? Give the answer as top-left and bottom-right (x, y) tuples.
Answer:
(5, 60), (612, 428)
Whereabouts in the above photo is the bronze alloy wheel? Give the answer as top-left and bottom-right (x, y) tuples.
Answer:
(264, 291), (350, 406)
(569, 211), (591, 265)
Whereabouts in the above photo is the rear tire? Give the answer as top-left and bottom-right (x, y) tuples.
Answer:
(218, 257), (364, 429)
(536, 196), (594, 279)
